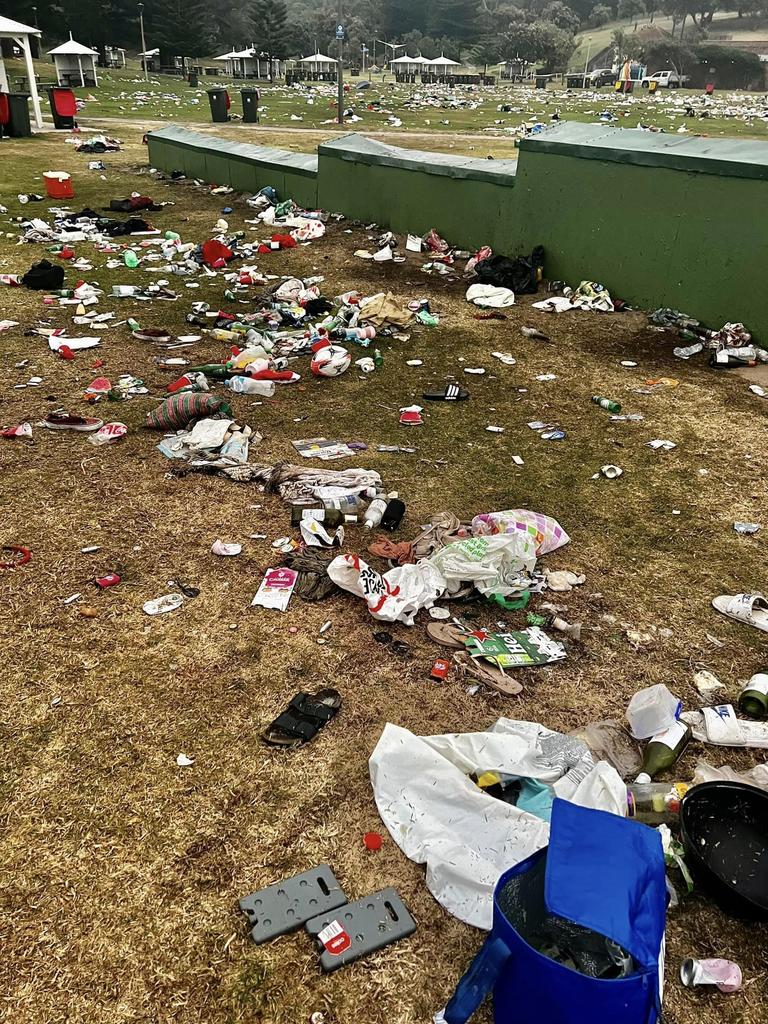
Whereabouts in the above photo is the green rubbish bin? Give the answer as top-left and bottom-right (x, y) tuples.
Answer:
(241, 88), (260, 123)
(7, 93), (31, 137)
(188, 72), (199, 87)
(535, 75), (547, 90)
(207, 87), (230, 122)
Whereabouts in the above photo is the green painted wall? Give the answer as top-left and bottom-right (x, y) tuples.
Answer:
(318, 135), (518, 251)
(509, 148), (768, 337)
(147, 127), (318, 208)
(146, 123), (768, 339)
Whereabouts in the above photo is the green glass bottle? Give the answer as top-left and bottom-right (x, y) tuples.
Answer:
(739, 673), (768, 720)
(636, 720), (692, 781)
(592, 395), (622, 413)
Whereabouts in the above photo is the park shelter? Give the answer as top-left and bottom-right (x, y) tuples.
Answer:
(425, 55), (461, 71)
(213, 49), (239, 75)
(48, 35), (99, 87)
(0, 14), (43, 128)
(105, 46), (126, 68)
(390, 54), (418, 71)
(299, 53), (337, 74)
(140, 47), (159, 72)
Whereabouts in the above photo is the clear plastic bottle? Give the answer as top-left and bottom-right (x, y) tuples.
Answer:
(123, 249), (139, 268)
(225, 376), (275, 397)
(364, 496), (388, 530)
(627, 781), (688, 825)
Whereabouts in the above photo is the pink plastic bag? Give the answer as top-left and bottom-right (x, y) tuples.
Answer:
(471, 509), (570, 556)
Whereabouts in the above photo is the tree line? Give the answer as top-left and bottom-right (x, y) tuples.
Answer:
(2, 0), (766, 74)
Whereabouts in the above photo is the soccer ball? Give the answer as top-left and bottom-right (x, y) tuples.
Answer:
(310, 343), (351, 378)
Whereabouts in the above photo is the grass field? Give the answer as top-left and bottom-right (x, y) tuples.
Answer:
(7, 58), (768, 151)
(1, 126), (768, 1024)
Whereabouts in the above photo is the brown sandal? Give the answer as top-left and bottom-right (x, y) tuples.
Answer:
(426, 621), (468, 648)
(453, 651), (523, 696)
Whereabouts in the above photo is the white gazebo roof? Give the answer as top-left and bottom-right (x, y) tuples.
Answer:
(140, 48), (159, 57)
(49, 38), (99, 56)
(299, 53), (337, 64)
(390, 55), (417, 64)
(426, 55), (460, 66)
(0, 15), (40, 36)
(213, 50), (240, 60)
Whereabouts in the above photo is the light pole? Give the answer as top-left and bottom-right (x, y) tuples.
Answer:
(361, 44), (368, 76)
(375, 40), (405, 75)
(336, 0), (344, 125)
(138, 3), (148, 81)
(583, 37), (591, 86)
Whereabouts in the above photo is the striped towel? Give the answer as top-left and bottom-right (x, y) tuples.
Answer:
(146, 393), (232, 430)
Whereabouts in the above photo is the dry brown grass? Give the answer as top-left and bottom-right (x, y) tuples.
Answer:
(1, 128), (767, 1024)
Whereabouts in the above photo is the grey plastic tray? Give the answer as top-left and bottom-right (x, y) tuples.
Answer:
(239, 864), (348, 944)
(305, 887), (416, 971)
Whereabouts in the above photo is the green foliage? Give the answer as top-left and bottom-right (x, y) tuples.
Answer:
(541, 0), (582, 29)
(586, 3), (613, 25)
(500, 19), (576, 69)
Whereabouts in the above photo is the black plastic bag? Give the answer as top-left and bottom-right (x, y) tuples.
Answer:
(21, 259), (64, 291)
(475, 245), (545, 294)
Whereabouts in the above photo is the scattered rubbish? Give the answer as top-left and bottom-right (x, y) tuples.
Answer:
(694, 670), (726, 701)
(143, 592), (184, 615)
(733, 522), (760, 534)
(307, 888), (416, 971)
(600, 464), (623, 479)
(680, 958), (742, 994)
(240, 865), (348, 943)
(211, 539), (242, 556)
(176, 753), (195, 767)
(646, 440), (676, 450)
(251, 567), (299, 611)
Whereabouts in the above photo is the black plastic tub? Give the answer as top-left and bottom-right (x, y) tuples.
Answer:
(680, 781), (768, 919)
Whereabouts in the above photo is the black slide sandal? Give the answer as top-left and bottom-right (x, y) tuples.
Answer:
(264, 689), (342, 748)
(423, 384), (469, 401)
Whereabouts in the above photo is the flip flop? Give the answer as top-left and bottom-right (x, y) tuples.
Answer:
(712, 593), (768, 633)
(453, 651), (523, 696)
(423, 384), (469, 401)
(426, 621), (468, 648)
(264, 688), (342, 748)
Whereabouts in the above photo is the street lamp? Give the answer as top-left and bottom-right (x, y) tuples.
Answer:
(336, 0), (344, 125)
(375, 40), (405, 75)
(31, 6), (38, 28)
(361, 44), (368, 75)
(138, 3), (148, 81)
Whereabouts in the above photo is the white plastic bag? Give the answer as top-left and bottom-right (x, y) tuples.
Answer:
(327, 554), (447, 625)
(428, 533), (537, 597)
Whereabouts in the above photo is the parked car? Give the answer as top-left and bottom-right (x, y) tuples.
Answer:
(565, 67), (616, 88)
(641, 70), (688, 88)
(589, 67), (617, 87)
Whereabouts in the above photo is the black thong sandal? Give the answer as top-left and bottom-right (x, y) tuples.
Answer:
(264, 688), (342, 748)
(423, 384), (469, 401)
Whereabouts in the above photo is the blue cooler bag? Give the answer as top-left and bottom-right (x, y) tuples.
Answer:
(444, 799), (667, 1024)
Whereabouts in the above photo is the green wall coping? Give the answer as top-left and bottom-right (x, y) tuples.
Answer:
(318, 133), (517, 186)
(519, 122), (768, 181)
(147, 126), (318, 177)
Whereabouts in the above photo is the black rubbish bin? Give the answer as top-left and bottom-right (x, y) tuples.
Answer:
(188, 72), (199, 87)
(7, 93), (31, 137)
(535, 75), (547, 90)
(47, 86), (76, 129)
(207, 88), (230, 122)
(241, 88), (260, 123)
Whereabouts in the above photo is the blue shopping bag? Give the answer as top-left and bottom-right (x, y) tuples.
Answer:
(444, 799), (667, 1024)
